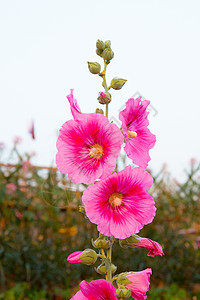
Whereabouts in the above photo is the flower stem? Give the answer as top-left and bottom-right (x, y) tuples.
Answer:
(100, 60), (109, 118)
(106, 104), (108, 118)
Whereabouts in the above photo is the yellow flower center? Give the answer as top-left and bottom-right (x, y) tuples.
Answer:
(127, 130), (137, 138)
(109, 193), (123, 208)
(89, 144), (103, 160)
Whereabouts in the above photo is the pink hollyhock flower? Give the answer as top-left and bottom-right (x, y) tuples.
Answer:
(66, 89), (81, 120)
(82, 166), (156, 239)
(56, 113), (123, 184)
(125, 268), (152, 300)
(126, 235), (164, 257)
(71, 279), (117, 300)
(119, 97), (156, 168)
(5, 183), (17, 195)
(67, 251), (83, 264)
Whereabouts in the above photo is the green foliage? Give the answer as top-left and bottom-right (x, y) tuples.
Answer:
(148, 283), (188, 299)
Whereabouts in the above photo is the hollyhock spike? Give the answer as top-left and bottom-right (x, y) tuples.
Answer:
(71, 279), (117, 299)
(82, 166), (156, 239)
(119, 97), (156, 168)
(56, 113), (123, 184)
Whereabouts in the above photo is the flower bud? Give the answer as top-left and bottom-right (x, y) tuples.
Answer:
(96, 39), (105, 51)
(119, 234), (140, 248)
(105, 40), (111, 48)
(92, 237), (111, 249)
(117, 273), (132, 285)
(96, 263), (117, 275)
(97, 91), (111, 105)
(95, 108), (104, 115)
(96, 49), (103, 57)
(116, 287), (131, 299)
(78, 249), (97, 265)
(110, 77), (127, 90)
(87, 62), (101, 74)
(102, 48), (114, 61)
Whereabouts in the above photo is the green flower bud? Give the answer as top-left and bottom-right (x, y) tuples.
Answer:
(102, 48), (114, 61)
(116, 287), (131, 299)
(97, 91), (111, 105)
(96, 263), (117, 275)
(87, 62), (101, 74)
(79, 249), (97, 265)
(96, 49), (103, 57)
(95, 108), (104, 115)
(92, 237), (111, 249)
(110, 77), (127, 90)
(96, 39), (105, 51)
(119, 234), (140, 248)
(117, 274), (132, 285)
(105, 40), (111, 48)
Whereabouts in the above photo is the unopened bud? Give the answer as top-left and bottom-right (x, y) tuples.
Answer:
(119, 234), (140, 248)
(79, 249), (97, 265)
(97, 91), (111, 105)
(95, 108), (104, 115)
(110, 77), (127, 90)
(105, 40), (111, 48)
(117, 273), (132, 285)
(102, 48), (114, 61)
(96, 49), (103, 57)
(92, 237), (111, 249)
(96, 39), (105, 51)
(116, 287), (131, 299)
(87, 62), (101, 74)
(96, 263), (117, 275)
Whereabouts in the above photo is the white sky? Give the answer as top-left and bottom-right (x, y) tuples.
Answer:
(0, 0), (200, 180)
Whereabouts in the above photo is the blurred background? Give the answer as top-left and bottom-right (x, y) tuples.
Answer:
(0, 0), (200, 299)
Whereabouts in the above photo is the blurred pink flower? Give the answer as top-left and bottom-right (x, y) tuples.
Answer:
(82, 166), (156, 239)
(15, 210), (23, 219)
(5, 183), (17, 194)
(22, 160), (32, 173)
(190, 157), (197, 166)
(0, 142), (5, 149)
(119, 97), (156, 168)
(13, 136), (22, 145)
(56, 113), (123, 184)
(125, 268), (152, 300)
(71, 279), (117, 300)
(67, 251), (84, 264)
(125, 235), (164, 257)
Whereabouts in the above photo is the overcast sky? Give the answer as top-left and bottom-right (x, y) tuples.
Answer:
(0, 0), (200, 180)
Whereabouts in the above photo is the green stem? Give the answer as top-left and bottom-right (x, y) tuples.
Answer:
(100, 60), (109, 118)
(102, 60), (108, 92)
(105, 258), (112, 282)
(106, 104), (108, 118)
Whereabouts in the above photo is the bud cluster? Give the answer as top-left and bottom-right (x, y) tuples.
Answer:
(96, 39), (114, 62)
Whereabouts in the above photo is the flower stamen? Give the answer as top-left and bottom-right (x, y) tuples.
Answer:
(127, 130), (137, 138)
(109, 193), (123, 208)
(89, 144), (103, 160)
